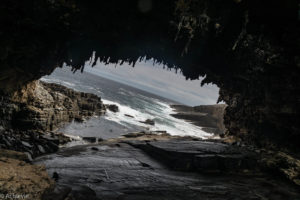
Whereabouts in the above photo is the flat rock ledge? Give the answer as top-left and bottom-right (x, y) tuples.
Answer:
(126, 139), (257, 172)
(122, 133), (300, 186)
(36, 133), (300, 200)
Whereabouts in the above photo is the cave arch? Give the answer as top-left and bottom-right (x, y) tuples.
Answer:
(0, 0), (299, 150)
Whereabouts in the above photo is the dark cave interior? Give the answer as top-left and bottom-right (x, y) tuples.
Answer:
(0, 0), (299, 152)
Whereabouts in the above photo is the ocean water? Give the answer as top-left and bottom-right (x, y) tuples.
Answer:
(40, 67), (212, 141)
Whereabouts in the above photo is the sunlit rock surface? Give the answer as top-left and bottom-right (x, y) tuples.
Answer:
(10, 81), (105, 131)
(0, 81), (105, 157)
(0, 149), (54, 200)
(0, 80), (105, 131)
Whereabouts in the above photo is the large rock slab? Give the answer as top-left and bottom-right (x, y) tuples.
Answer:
(127, 140), (257, 172)
(35, 141), (300, 200)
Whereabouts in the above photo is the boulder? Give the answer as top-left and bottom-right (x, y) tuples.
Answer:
(37, 145), (46, 154)
(106, 104), (119, 112)
(123, 132), (147, 138)
(55, 132), (72, 144)
(91, 147), (99, 151)
(139, 119), (155, 126)
(74, 116), (85, 122)
(82, 137), (102, 143)
(125, 114), (134, 118)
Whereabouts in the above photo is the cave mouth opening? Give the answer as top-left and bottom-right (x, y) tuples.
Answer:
(39, 57), (225, 142)
(0, 0), (300, 197)
(0, 0), (299, 152)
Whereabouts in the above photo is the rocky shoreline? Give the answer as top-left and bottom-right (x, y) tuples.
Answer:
(0, 81), (106, 199)
(0, 80), (106, 158)
(0, 83), (300, 199)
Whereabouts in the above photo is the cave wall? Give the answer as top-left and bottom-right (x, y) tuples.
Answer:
(0, 0), (299, 151)
(183, 0), (300, 150)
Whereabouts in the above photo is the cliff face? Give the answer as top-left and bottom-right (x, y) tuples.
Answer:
(11, 81), (105, 131)
(0, 0), (299, 151)
(0, 81), (105, 157)
(171, 104), (226, 135)
(1, 81), (105, 132)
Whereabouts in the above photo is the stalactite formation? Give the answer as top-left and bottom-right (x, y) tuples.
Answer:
(0, 0), (299, 151)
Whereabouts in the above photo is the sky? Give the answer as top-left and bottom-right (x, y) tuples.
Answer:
(84, 59), (220, 106)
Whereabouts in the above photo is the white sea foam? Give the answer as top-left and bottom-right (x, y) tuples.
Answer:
(63, 134), (82, 141)
(59, 134), (90, 148)
(40, 77), (77, 88)
(41, 71), (214, 139)
(102, 98), (213, 138)
(102, 99), (153, 126)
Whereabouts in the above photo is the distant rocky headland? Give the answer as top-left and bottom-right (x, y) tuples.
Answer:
(171, 104), (226, 135)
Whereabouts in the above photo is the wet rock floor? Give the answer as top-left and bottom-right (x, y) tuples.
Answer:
(34, 140), (300, 200)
